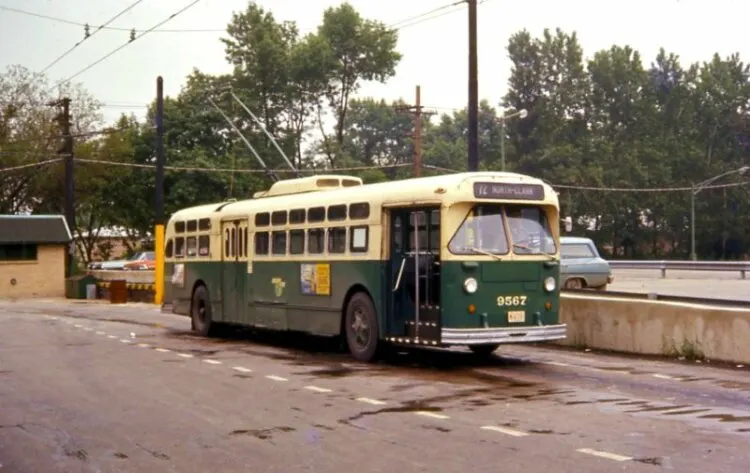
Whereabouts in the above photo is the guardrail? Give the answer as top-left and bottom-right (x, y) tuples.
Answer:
(608, 260), (750, 279)
(566, 287), (750, 309)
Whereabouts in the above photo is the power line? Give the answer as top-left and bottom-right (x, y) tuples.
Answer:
(388, 1), (464, 29)
(51, 0), (204, 90)
(419, 165), (750, 192)
(0, 158), (63, 173)
(73, 158), (412, 174)
(40, 0), (147, 74)
(3, 1), (474, 36)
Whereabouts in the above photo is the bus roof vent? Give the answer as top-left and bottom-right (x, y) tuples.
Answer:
(253, 174), (363, 198)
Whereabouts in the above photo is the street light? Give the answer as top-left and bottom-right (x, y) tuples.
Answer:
(498, 108), (528, 171)
(690, 165), (749, 260)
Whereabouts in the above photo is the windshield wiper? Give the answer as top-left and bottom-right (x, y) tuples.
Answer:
(466, 247), (503, 261)
(512, 243), (557, 261)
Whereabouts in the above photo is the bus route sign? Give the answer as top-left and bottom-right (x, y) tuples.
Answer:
(473, 182), (545, 201)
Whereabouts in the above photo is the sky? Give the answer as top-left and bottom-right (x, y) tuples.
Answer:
(0, 0), (747, 127)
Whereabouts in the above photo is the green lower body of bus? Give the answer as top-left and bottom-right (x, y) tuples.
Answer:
(161, 259), (566, 361)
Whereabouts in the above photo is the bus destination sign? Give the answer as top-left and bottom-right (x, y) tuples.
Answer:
(473, 182), (545, 200)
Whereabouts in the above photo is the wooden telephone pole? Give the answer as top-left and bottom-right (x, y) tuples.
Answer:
(396, 85), (435, 177)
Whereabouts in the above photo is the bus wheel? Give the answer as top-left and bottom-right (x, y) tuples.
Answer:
(469, 344), (499, 357)
(344, 292), (379, 362)
(191, 285), (214, 337)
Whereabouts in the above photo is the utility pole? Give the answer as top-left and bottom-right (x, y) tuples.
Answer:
(395, 85), (435, 177)
(51, 97), (74, 277)
(154, 76), (165, 306)
(467, 0), (479, 171)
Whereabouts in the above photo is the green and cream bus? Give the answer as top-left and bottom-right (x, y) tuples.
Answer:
(161, 171), (566, 361)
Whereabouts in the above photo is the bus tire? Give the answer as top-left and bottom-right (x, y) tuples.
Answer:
(469, 344), (499, 357)
(191, 284), (214, 337)
(344, 292), (380, 362)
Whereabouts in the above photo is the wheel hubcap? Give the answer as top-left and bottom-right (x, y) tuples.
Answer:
(351, 308), (369, 348)
(197, 301), (205, 322)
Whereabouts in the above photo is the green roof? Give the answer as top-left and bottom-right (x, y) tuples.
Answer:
(0, 214), (72, 244)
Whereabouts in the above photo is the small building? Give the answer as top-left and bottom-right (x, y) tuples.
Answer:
(0, 214), (73, 298)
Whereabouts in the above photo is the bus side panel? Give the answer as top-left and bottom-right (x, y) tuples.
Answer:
(165, 261), (224, 320)
(440, 261), (559, 329)
(250, 260), (383, 336)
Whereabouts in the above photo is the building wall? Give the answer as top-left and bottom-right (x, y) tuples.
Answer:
(0, 245), (66, 298)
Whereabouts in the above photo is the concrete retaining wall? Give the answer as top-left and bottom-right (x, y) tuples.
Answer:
(558, 293), (750, 364)
(86, 270), (750, 364)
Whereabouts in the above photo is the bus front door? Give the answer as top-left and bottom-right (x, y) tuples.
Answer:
(387, 207), (441, 344)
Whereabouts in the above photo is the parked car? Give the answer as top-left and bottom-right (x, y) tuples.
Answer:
(559, 236), (613, 290)
(88, 251), (154, 271)
(123, 251), (155, 271)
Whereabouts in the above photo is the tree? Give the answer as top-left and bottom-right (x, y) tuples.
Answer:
(312, 2), (402, 164)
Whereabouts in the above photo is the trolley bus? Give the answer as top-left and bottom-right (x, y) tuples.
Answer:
(161, 171), (566, 361)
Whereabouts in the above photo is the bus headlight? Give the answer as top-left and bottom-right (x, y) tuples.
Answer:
(463, 277), (478, 294)
(544, 277), (556, 292)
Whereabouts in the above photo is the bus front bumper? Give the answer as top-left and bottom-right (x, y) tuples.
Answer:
(441, 324), (567, 345)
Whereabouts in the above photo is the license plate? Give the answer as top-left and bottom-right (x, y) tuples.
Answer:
(507, 310), (525, 323)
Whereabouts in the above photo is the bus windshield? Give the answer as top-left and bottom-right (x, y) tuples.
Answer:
(448, 204), (556, 256)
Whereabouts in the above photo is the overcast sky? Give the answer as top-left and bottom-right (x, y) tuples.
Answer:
(0, 0), (746, 126)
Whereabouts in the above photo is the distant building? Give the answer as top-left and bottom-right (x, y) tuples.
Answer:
(0, 214), (73, 298)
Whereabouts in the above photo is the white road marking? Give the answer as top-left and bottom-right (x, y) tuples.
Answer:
(203, 359), (222, 365)
(83, 327), (93, 331)
(544, 361), (572, 367)
(577, 448), (632, 462)
(96, 331), (105, 335)
(119, 339), (132, 344)
(155, 348), (171, 353)
(232, 366), (253, 373)
(74, 324), (82, 328)
(480, 425), (529, 437)
(304, 385), (332, 393)
(178, 353), (194, 358)
(137, 343), (151, 348)
(265, 375), (288, 382)
(356, 397), (386, 405)
(107, 335), (117, 339)
(415, 411), (449, 419)
(652, 373), (679, 380)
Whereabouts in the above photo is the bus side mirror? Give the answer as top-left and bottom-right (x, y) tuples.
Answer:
(562, 216), (572, 232)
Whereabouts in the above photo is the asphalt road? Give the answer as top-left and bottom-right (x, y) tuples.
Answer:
(609, 268), (750, 301)
(1, 299), (749, 472)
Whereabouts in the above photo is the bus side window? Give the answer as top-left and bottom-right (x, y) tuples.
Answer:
(289, 230), (305, 254)
(198, 235), (210, 256)
(175, 237), (185, 257)
(350, 226), (368, 252)
(308, 229), (325, 254)
(327, 205), (346, 221)
(186, 236), (197, 257)
(272, 231), (287, 255)
(255, 232), (269, 255)
(328, 227), (346, 253)
(224, 229), (230, 257)
(165, 239), (174, 258)
(308, 207), (325, 223)
(237, 227), (244, 257)
(349, 203), (370, 219)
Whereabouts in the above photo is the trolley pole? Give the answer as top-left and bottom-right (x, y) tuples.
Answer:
(154, 76), (166, 306)
(467, 0), (479, 171)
